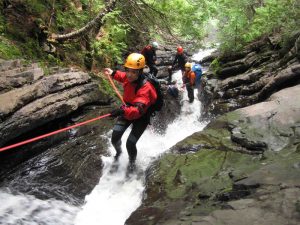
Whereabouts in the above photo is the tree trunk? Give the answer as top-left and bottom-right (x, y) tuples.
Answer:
(50, 0), (118, 42)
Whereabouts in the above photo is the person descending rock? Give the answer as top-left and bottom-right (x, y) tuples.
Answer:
(141, 41), (159, 77)
(182, 62), (196, 103)
(103, 53), (158, 174)
(171, 46), (188, 76)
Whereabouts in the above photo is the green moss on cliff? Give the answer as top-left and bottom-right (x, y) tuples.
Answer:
(157, 148), (262, 200)
(0, 37), (22, 59)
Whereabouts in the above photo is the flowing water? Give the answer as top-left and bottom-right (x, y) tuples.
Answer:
(0, 49), (213, 225)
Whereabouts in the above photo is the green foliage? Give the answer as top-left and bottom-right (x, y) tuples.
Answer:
(2, 0), (299, 67)
(215, 0), (300, 52)
(246, 0), (300, 40)
(99, 75), (114, 95)
(24, 0), (48, 14)
(0, 12), (5, 34)
(97, 73), (122, 104)
(0, 37), (22, 59)
(210, 58), (221, 75)
(92, 10), (129, 65)
(53, 0), (105, 32)
(149, 0), (213, 41)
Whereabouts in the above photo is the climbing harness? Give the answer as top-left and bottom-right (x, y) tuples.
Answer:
(0, 113), (111, 152)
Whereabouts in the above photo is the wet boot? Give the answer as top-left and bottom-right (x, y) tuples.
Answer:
(126, 160), (136, 178)
(109, 160), (119, 174)
(113, 140), (122, 161)
(110, 140), (122, 174)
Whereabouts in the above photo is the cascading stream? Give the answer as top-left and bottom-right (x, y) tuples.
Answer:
(0, 48), (214, 225)
(74, 48), (214, 225)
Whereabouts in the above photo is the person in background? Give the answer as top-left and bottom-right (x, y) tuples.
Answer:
(141, 41), (159, 77)
(182, 62), (196, 103)
(171, 46), (188, 76)
(103, 53), (157, 173)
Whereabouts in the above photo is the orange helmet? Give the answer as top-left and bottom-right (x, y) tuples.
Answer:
(124, 53), (145, 69)
(177, 46), (183, 54)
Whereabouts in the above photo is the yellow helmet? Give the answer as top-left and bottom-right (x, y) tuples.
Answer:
(124, 53), (145, 69)
(185, 62), (192, 68)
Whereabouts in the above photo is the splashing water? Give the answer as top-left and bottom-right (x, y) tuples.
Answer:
(192, 48), (216, 62)
(0, 190), (79, 225)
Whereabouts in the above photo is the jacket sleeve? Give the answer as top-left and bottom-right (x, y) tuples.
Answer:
(123, 83), (157, 120)
(112, 70), (127, 83)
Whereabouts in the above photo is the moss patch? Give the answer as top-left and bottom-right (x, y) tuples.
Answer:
(157, 148), (261, 200)
(0, 36), (22, 59)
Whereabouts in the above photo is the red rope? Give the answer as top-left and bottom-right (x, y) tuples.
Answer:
(0, 113), (111, 152)
(106, 73), (126, 105)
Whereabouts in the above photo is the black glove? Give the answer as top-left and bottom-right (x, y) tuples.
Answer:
(110, 108), (124, 118)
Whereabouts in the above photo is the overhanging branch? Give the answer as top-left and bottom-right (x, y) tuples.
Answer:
(50, 0), (118, 42)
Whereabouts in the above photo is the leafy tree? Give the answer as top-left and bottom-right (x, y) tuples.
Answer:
(214, 0), (300, 52)
(2, 0), (299, 63)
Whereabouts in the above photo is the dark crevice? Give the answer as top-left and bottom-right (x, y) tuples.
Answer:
(215, 183), (260, 202)
(0, 104), (110, 173)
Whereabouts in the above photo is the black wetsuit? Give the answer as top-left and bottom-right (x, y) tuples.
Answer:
(141, 46), (158, 77)
(172, 53), (188, 72)
(111, 75), (154, 164)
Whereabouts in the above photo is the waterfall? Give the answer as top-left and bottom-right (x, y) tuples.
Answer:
(74, 49), (211, 225)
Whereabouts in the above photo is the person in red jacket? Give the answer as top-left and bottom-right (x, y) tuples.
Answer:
(141, 41), (159, 77)
(103, 53), (157, 172)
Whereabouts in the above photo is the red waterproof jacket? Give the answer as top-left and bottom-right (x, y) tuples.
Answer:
(112, 70), (157, 120)
(141, 45), (157, 66)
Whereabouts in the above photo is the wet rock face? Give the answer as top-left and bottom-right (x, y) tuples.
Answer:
(153, 45), (194, 79)
(125, 35), (300, 225)
(230, 85), (300, 153)
(0, 59), (113, 204)
(0, 58), (183, 205)
(200, 31), (300, 118)
(0, 60), (111, 146)
(151, 84), (182, 133)
(0, 108), (113, 205)
(126, 84), (300, 223)
(126, 33), (300, 225)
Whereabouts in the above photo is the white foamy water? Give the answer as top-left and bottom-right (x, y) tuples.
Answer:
(0, 49), (212, 225)
(192, 48), (216, 62)
(0, 190), (79, 225)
